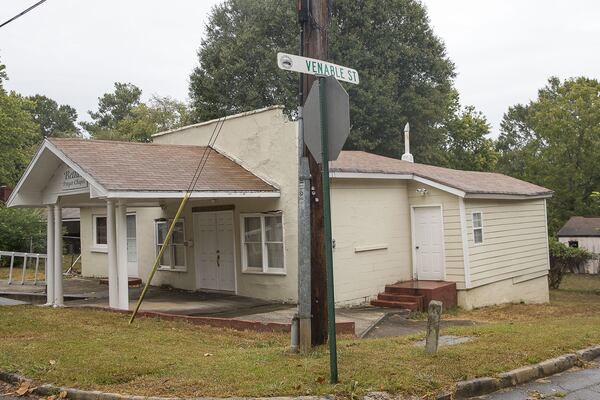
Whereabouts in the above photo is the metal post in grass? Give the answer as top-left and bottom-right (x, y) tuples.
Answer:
(318, 76), (338, 384)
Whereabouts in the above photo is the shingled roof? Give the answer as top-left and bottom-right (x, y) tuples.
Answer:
(332, 151), (552, 198)
(48, 138), (277, 193)
(558, 217), (600, 237)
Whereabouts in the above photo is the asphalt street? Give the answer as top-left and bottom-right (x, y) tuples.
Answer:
(477, 363), (600, 399)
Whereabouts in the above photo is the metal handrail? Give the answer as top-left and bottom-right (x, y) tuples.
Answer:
(0, 251), (47, 285)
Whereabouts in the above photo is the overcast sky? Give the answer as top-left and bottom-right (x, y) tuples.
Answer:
(1, 0), (599, 137)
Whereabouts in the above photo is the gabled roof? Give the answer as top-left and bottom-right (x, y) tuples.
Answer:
(332, 151), (553, 199)
(47, 138), (277, 193)
(558, 216), (600, 237)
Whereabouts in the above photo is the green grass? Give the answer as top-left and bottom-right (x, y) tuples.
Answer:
(2, 276), (600, 398)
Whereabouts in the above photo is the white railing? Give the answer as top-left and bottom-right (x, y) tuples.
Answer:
(0, 251), (47, 285)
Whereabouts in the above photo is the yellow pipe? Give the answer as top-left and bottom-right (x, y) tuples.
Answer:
(129, 192), (190, 324)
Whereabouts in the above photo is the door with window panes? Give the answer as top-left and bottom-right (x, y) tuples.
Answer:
(126, 214), (138, 277)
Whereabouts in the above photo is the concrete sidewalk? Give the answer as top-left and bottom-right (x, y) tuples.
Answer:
(478, 362), (600, 399)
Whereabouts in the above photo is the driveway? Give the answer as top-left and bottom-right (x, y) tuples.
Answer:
(477, 362), (600, 399)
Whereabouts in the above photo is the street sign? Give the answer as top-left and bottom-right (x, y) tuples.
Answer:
(303, 76), (350, 163)
(277, 52), (359, 84)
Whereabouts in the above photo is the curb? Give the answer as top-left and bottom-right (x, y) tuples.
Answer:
(0, 371), (328, 400)
(3, 345), (600, 400)
(448, 345), (600, 399)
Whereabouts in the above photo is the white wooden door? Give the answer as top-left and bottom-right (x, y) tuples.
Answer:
(126, 214), (138, 277)
(193, 211), (235, 292)
(413, 206), (444, 280)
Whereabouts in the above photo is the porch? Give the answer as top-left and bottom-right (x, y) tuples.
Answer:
(0, 276), (370, 335)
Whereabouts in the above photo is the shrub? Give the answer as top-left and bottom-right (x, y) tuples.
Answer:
(0, 203), (46, 257)
(548, 238), (593, 289)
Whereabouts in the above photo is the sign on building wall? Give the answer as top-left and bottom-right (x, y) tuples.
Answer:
(62, 168), (88, 191)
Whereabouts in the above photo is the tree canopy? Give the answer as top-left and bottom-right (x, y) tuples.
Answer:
(190, 0), (461, 164)
(82, 83), (191, 142)
(496, 77), (600, 233)
(28, 94), (80, 139)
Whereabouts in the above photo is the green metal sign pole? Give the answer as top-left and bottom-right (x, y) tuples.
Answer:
(318, 76), (338, 384)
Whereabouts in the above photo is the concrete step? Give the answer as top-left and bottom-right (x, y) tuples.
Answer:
(370, 299), (420, 310)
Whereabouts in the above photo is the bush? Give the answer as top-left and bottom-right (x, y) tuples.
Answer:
(0, 203), (46, 256)
(548, 238), (593, 289)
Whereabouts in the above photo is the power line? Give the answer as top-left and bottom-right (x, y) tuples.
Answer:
(0, 0), (48, 29)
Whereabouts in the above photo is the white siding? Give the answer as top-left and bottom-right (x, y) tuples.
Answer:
(407, 182), (465, 289)
(465, 199), (549, 288)
(559, 236), (600, 253)
(331, 179), (411, 304)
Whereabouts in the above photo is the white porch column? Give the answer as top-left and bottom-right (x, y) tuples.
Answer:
(45, 205), (55, 306)
(116, 200), (129, 310)
(107, 199), (119, 308)
(53, 204), (64, 307)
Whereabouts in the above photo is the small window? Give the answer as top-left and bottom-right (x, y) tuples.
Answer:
(93, 215), (107, 247)
(155, 219), (186, 270)
(241, 213), (285, 273)
(472, 212), (483, 245)
(568, 240), (579, 248)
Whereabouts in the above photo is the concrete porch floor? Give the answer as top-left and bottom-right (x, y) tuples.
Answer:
(0, 277), (387, 337)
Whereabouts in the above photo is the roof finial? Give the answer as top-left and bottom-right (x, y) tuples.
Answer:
(401, 122), (413, 162)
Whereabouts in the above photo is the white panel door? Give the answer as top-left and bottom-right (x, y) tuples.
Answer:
(413, 206), (444, 280)
(126, 214), (138, 277)
(193, 211), (235, 292)
(215, 211), (235, 292)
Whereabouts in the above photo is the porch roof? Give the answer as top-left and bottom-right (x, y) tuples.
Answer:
(8, 138), (279, 207)
(48, 138), (277, 193)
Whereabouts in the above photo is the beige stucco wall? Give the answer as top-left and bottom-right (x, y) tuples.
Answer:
(151, 107), (299, 302)
(465, 198), (549, 288)
(458, 275), (549, 310)
(407, 181), (466, 288)
(80, 207), (163, 281)
(330, 178), (411, 304)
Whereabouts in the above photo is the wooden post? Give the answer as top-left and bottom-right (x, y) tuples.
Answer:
(302, 0), (330, 348)
(425, 300), (443, 353)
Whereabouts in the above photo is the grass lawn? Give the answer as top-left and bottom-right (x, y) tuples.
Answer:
(2, 274), (600, 398)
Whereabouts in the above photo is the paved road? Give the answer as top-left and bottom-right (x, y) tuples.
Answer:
(478, 364), (600, 399)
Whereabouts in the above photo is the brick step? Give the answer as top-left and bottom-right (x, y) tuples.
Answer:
(384, 285), (418, 296)
(377, 293), (424, 309)
(370, 299), (420, 310)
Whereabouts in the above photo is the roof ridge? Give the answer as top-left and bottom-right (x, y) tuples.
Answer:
(48, 137), (213, 150)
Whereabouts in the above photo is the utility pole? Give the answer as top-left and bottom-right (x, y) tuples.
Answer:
(299, 0), (330, 346)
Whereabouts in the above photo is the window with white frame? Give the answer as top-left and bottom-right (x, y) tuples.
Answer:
(93, 215), (107, 247)
(472, 212), (483, 245)
(155, 219), (186, 270)
(241, 213), (284, 273)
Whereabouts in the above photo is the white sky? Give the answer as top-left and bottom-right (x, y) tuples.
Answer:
(1, 0), (599, 137)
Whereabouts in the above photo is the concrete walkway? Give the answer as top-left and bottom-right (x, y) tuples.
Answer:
(478, 362), (600, 399)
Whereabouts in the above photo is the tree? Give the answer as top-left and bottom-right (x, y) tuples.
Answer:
(83, 83), (191, 142)
(28, 95), (80, 139)
(189, 0), (456, 164)
(496, 77), (600, 233)
(81, 82), (142, 138)
(0, 89), (39, 186)
(443, 93), (498, 171)
(0, 204), (46, 254)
